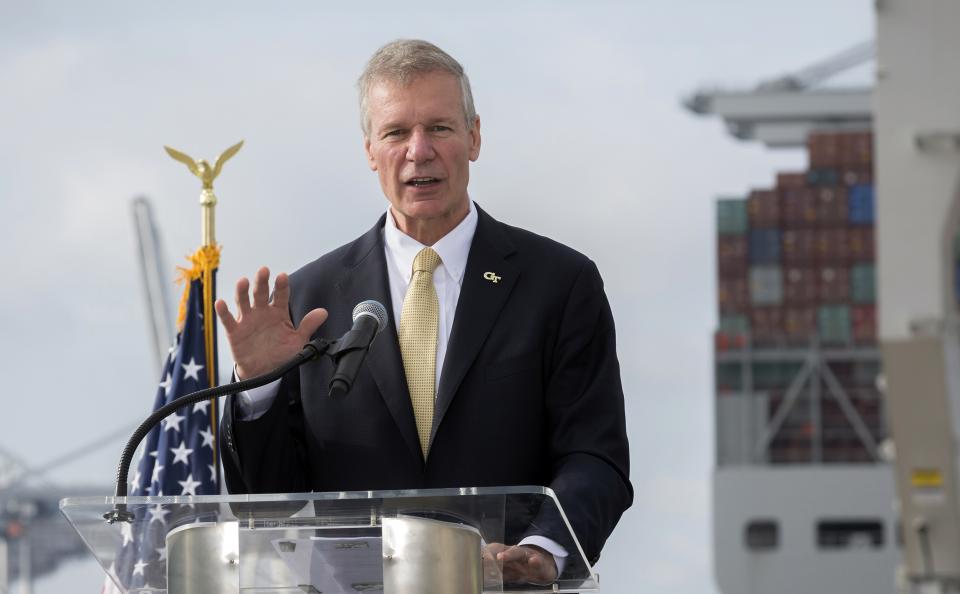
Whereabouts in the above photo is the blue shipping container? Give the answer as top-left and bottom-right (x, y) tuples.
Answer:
(848, 184), (875, 225)
(749, 229), (781, 264)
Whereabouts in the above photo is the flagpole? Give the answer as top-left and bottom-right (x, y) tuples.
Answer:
(200, 178), (220, 485)
(201, 186), (217, 248)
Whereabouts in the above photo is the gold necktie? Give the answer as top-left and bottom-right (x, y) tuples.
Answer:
(398, 247), (441, 458)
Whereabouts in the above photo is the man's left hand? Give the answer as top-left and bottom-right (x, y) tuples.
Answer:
(483, 543), (558, 586)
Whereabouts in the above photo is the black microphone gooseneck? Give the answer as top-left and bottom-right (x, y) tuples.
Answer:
(104, 299), (389, 524)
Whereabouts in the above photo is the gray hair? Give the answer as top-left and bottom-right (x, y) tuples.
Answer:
(357, 39), (477, 138)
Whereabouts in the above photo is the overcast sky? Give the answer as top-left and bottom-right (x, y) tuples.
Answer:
(0, 1), (874, 592)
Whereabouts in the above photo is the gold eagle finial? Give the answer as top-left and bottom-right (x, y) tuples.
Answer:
(164, 140), (244, 190)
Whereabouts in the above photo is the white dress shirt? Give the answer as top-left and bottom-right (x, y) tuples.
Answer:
(234, 200), (566, 572)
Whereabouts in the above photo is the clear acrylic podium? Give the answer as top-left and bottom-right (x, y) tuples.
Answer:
(60, 486), (600, 593)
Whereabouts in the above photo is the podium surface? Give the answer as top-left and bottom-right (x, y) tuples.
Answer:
(61, 486), (599, 593)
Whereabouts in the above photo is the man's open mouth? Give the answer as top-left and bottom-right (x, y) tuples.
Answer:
(406, 177), (441, 187)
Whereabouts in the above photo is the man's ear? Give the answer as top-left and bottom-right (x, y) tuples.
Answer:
(364, 136), (378, 171)
(468, 115), (481, 162)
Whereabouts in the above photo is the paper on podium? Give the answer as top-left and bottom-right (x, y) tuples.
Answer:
(272, 535), (384, 593)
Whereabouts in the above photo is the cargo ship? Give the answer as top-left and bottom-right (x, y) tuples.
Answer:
(711, 130), (900, 593)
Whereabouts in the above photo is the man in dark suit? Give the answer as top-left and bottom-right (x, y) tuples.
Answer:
(215, 39), (631, 585)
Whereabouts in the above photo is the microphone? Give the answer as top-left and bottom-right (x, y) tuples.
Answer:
(328, 300), (389, 398)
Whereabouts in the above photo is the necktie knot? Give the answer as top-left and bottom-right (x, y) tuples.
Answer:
(412, 247), (441, 275)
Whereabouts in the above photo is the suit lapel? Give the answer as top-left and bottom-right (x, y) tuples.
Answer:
(335, 216), (423, 465)
(432, 207), (518, 444)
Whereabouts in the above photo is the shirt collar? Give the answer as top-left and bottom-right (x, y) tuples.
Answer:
(383, 200), (477, 285)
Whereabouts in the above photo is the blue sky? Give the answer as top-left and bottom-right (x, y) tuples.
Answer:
(0, 1), (874, 592)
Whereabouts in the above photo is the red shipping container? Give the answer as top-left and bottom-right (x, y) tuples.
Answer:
(816, 229), (851, 263)
(783, 307), (817, 344)
(809, 132), (841, 168)
(819, 267), (851, 302)
(718, 236), (748, 275)
(840, 167), (873, 186)
(784, 267), (818, 304)
(843, 131), (873, 167)
(849, 228), (875, 262)
(780, 187), (818, 228)
(852, 305), (877, 344)
(777, 172), (807, 189)
(816, 187), (849, 227)
(718, 276), (749, 313)
(858, 135), (874, 166)
(782, 230), (818, 263)
(836, 132), (854, 166)
(750, 307), (784, 345)
(748, 189), (780, 228)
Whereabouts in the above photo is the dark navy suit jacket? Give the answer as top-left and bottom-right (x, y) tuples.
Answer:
(220, 204), (632, 565)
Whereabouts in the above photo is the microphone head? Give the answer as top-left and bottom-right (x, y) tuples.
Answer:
(352, 300), (389, 334)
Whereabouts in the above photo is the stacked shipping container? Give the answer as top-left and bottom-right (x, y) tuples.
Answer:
(715, 130), (883, 464)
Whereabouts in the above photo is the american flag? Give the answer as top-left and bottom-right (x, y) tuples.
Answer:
(104, 267), (220, 593)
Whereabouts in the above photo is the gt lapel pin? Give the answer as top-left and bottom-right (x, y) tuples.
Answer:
(483, 271), (502, 284)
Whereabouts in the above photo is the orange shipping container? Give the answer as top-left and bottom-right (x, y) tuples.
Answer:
(715, 331), (747, 352)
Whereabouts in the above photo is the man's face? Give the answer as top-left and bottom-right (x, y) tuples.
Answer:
(364, 72), (481, 231)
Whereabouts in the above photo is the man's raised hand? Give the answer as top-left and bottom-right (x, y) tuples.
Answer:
(214, 267), (328, 379)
